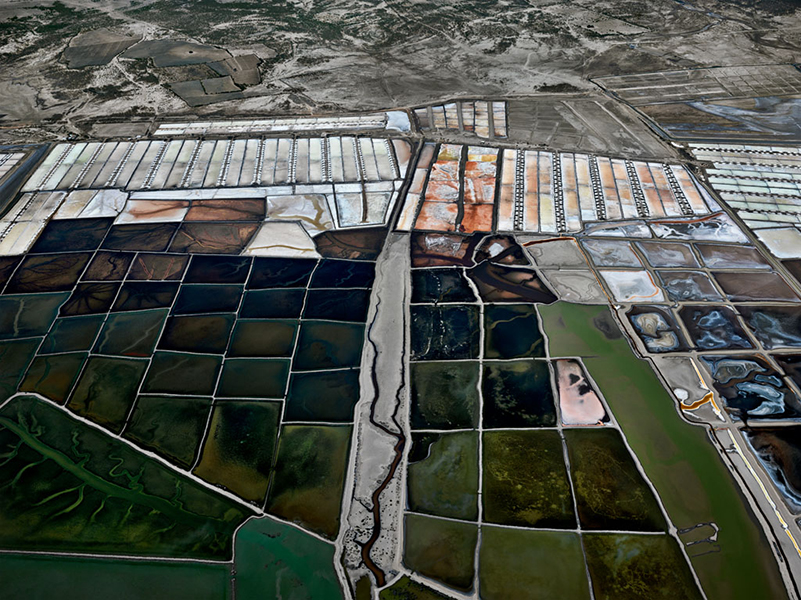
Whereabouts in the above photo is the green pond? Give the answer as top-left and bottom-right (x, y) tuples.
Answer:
(0, 553), (231, 600)
(538, 302), (788, 600)
(233, 515), (344, 599)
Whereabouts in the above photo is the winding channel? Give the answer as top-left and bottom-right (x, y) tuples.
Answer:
(359, 264), (409, 587)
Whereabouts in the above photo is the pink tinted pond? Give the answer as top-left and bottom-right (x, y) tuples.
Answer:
(555, 359), (607, 425)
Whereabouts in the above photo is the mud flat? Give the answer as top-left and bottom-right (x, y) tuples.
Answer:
(338, 232), (411, 592)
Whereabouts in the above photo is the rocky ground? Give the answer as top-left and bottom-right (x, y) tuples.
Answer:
(0, 0), (800, 142)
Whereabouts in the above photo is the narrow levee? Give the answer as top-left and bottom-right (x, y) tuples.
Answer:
(337, 232), (411, 595)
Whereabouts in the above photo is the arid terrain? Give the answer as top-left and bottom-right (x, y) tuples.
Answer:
(1, 0), (800, 142)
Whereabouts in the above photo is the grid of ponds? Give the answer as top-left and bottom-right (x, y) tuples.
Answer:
(0, 215), (386, 543)
(397, 143), (712, 235)
(398, 232), (703, 599)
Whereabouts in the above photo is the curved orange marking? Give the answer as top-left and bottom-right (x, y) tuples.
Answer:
(681, 392), (715, 411)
